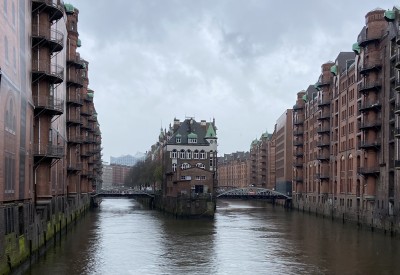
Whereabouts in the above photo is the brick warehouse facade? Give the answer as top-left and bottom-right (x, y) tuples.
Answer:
(0, 1), (102, 273)
(292, 7), (400, 232)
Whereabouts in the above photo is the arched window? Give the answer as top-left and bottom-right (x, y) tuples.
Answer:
(196, 163), (205, 169)
(181, 163), (191, 170)
(186, 150), (192, 159)
(180, 149), (185, 159)
(200, 150), (206, 159)
(171, 149), (177, 159)
(194, 150), (199, 159)
(172, 163), (177, 172)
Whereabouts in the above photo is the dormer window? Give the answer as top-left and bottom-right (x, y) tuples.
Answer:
(187, 132), (197, 144)
(176, 137), (181, 143)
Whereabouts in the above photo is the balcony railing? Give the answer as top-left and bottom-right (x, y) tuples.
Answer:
(359, 120), (381, 130)
(357, 167), (380, 176)
(317, 112), (331, 120)
(293, 160), (303, 167)
(66, 54), (85, 69)
(66, 95), (83, 106)
(68, 135), (82, 144)
(33, 96), (64, 115)
(32, 59), (64, 83)
(358, 141), (381, 150)
(316, 173), (330, 180)
(293, 104), (304, 110)
(32, 24), (64, 52)
(395, 128), (400, 138)
(395, 80), (400, 92)
(293, 118), (304, 125)
(67, 162), (83, 172)
(359, 101), (381, 112)
(358, 34), (381, 47)
(358, 81), (382, 93)
(32, 0), (64, 21)
(66, 113), (81, 125)
(293, 140), (304, 146)
(317, 99), (331, 107)
(316, 153), (330, 161)
(33, 143), (64, 159)
(395, 160), (400, 169)
(317, 126), (330, 133)
(359, 63), (382, 75)
(316, 141), (330, 147)
(67, 73), (84, 87)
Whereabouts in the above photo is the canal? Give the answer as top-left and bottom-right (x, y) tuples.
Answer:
(21, 198), (399, 275)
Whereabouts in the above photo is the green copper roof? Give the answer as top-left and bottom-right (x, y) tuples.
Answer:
(176, 133), (182, 137)
(302, 94), (308, 102)
(352, 43), (360, 55)
(314, 82), (321, 91)
(188, 132), (197, 138)
(330, 65), (337, 76)
(87, 92), (94, 98)
(64, 3), (75, 14)
(384, 10), (396, 21)
(205, 124), (216, 138)
(77, 39), (82, 47)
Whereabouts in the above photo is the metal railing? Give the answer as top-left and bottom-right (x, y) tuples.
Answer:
(33, 143), (64, 158)
(32, 59), (64, 82)
(33, 96), (64, 113)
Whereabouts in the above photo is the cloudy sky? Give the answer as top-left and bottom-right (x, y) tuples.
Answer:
(68, 0), (396, 162)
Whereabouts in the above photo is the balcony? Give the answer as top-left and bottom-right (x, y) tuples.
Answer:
(395, 128), (400, 138)
(293, 118), (304, 125)
(67, 54), (85, 69)
(68, 135), (82, 144)
(316, 173), (330, 180)
(33, 96), (64, 116)
(294, 151), (304, 157)
(67, 162), (83, 172)
(315, 80), (331, 89)
(293, 104), (304, 110)
(317, 112), (331, 120)
(294, 177), (303, 183)
(317, 99), (331, 107)
(358, 81), (381, 94)
(317, 126), (330, 134)
(395, 80), (400, 92)
(32, 59), (64, 84)
(359, 120), (381, 130)
(32, 0), (64, 22)
(293, 140), (304, 146)
(358, 141), (381, 150)
(66, 113), (82, 125)
(293, 160), (303, 167)
(67, 73), (84, 88)
(359, 101), (381, 112)
(88, 115), (97, 122)
(293, 129), (303, 136)
(316, 141), (330, 147)
(316, 153), (330, 161)
(33, 143), (64, 160)
(80, 106), (92, 116)
(32, 24), (64, 52)
(395, 160), (400, 169)
(66, 94), (83, 106)
(359, 63), (382, 75)
(358, 167), (380, 176)
(358, 34), (381, 47)
(395, 105), (400, 115)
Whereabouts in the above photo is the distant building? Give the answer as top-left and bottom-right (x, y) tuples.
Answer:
(110, 154), (140, 166)
(102, 164), (113, 189)
(218, 152), (250, 188)
(111, 164), (131, 186)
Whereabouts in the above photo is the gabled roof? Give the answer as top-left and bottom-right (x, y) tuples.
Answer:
(167, 118), (216, 145)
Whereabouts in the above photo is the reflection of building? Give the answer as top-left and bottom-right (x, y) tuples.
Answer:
(218, 152), (250, 188)
(0, 2), (102, 272)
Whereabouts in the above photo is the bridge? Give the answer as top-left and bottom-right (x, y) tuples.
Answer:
(217, 187), (291, 201)
(97, 189), (155, 198)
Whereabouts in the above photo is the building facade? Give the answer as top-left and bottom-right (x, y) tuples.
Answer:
(293, 7), (400, 232)
(218, 152), (250, 189)
(0, 2), (102, 272)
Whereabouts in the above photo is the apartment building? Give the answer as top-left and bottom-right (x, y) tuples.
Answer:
(249, 130), (274, 188)
(293, 7), (400, 231)
(0, 2), (102, 272)
(218, 152), (250, 189)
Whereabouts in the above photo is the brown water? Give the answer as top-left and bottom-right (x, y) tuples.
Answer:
(22, 198), (400, 275)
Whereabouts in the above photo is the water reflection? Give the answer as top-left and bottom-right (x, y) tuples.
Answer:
(23, 198), (400, 275)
